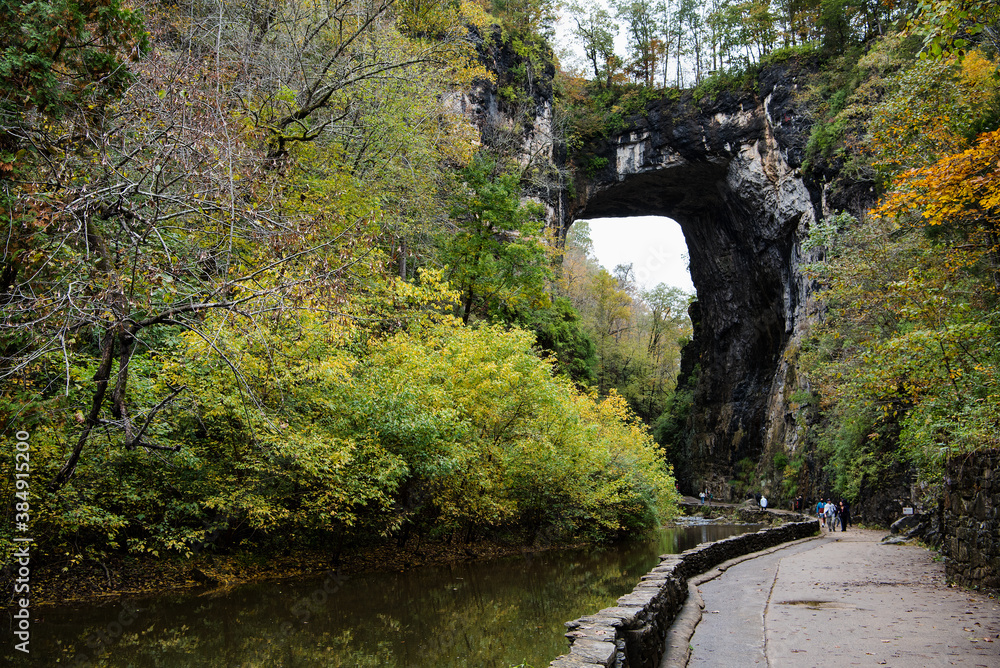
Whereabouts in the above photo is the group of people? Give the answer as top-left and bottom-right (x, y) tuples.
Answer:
(816, 498), (852, 531)
(694, 492), (852, 531)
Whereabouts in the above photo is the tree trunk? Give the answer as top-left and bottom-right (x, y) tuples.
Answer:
(399, 237), (407, 279)
(462, 286), (474, 324)
(112, 329), (135, 442)
(49, 327), (117, 492)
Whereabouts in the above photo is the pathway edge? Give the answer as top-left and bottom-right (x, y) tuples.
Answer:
(659, 533), (825, 668)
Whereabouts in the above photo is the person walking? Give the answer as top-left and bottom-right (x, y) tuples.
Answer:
(760, 494), (768, 510)
(700, 490), (705, 505)
(839, 499), (852, 530)
(824, 499), (838, 532)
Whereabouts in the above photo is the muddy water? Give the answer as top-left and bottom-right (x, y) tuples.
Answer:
(9, 523), (757, 667)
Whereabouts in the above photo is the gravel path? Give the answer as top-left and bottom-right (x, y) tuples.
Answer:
(679, 529), (1000, 667)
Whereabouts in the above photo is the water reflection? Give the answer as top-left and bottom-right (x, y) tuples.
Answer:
(6, 524), (756, 667)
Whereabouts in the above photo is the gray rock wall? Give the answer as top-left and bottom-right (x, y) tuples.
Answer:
(943, 450), (1000, 595)
(548, 519), (818, 667)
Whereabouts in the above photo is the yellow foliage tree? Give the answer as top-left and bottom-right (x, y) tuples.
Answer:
(874, 127), (1000, 291)
(869, 51), (999, 176)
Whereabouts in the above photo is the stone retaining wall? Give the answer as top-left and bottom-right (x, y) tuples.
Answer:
(549, 518), (818, 668)
(943, 449), (1000, 595)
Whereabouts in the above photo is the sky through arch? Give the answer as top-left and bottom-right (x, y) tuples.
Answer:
(581, 216), (694, 292)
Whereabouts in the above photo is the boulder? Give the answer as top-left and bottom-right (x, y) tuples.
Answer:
(890, 513), (926, 535)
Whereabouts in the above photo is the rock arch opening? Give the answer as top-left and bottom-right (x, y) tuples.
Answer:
(581, 216), (693, 293)
(566, 99), (819, 496)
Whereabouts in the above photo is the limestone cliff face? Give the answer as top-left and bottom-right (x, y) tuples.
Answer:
(569, 64), (827, 496)
(449, 28), (563, 205)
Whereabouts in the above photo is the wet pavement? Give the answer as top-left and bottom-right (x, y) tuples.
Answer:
(677, 529), (1000, 667)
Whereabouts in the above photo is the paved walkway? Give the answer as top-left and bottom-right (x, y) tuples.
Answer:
(677, 529), (1000, 667)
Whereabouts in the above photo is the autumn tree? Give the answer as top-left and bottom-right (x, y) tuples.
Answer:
(0, 0), (488, 494)
(0, 0), (682, 571)
(567, 0), (620, 84)
(444, 153), (551, 323)
(875, 127), (1000, 290)
(615, 0), (662, 85)
(802, 47), (1000, 497)
(869, 51), (999, 177)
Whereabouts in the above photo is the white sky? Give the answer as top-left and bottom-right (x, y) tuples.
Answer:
(583, 216), (695, 293)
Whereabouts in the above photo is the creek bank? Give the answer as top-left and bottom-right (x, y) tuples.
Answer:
(679, 498), (796, 526)
(3, 534), (589, 608)
(549, 514), (818, 668)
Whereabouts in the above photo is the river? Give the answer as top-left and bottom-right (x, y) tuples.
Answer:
(11, 521), (757, 667)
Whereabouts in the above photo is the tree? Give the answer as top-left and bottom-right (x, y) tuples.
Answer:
(556, 222), (693, 420)
(493, 0), (558, 37)
(642, 284), (692, 359)
(908, 0), (1000, 59)
(361, 323), (679, 540)
(869, 51), (999, 177)
(801, 79), (1000, 499)
(0, 0), (148, 117)
(655, 0), (676, 86)
(615, 0), (661, 85)
(673, 0), (700, 85)
(444, 153), (551, 323)
(772, 0), (801, 46)
(816, 0), (852, 52)
(0, 0), (487, 495)
(707, 0), (745, 69)
(668, 0), (714, 84)
(874, 127), (1000, 290)
(1, 0), (681, 569)
(567, 0), (620, 84)
(702, 0), (730, 71)
(234, 0), (482, 164)
(528, 297), (598, 385)
(740, 0), (778, 61)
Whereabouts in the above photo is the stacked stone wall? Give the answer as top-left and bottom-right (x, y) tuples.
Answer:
(549, 518), (818, 668)
(943, 449), (1000, 595)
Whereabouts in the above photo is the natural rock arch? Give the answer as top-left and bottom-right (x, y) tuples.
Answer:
(567, 72), (824, 496)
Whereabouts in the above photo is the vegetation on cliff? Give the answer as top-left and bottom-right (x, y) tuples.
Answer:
(799, 42), (1000, 506)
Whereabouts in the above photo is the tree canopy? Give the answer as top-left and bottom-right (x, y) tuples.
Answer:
(0, 0), (681, 575)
